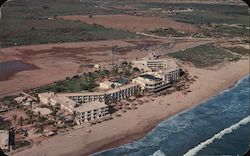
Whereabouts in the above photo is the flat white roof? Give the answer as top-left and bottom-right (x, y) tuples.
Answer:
(106, 83), (139, 94)
(54, 95), (77, 109)
(33, 108), (52, 115)
(100, 80), (114, 86)
(14, 96), (26, 102)
(58, 91), (105, 97)
(74, 100), (108, 113)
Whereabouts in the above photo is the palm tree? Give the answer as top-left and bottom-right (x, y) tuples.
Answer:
(37, 111), (41, 119)
(12, 114), (17, 127)
(40, 123), (44, 134)
(19, 116), (24, 127)
(29, 113), (34, 124)
(72, 111), (77, 122)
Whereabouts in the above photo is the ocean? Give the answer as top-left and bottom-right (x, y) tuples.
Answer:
(94, 74), (250, 156)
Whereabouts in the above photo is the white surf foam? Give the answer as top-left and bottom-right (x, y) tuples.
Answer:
(183, 115), (250, 156)
(217, 74), (250, 96)
(150, 149), (166, 156)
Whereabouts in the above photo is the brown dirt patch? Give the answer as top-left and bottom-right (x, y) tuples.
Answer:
(60, 14), (195, 32)
(110, 5), (138, 10)
(0, 38), (212, 96)
(3, 110), (28, 121)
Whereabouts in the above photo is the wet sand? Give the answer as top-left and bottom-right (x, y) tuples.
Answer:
(0, 60), (38, 81)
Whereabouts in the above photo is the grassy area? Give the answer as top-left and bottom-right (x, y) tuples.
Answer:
(168, 44), (240, 68)
(1, 1), (248, 47)
(33, 70), (112, 94)
(130, 2), (249, 38)
(225, 47), (250, 56)
(0, 0), (136, 48)
(170, 10), (248, 26)
(0, 117), (11, 130)
(0, 18), (136, 47)
(12, 140), (31, 150)
(31, 61), (137, 94)
(137, 2), (248, 38)
(154, 3), (249, 25)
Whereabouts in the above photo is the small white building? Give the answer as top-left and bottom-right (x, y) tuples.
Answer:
(38, 92), (57, 106)
(99, 81), (115, 90)
(0, 130), (9, 150)
(94, 64), (101, 69)
(14, 96), (26, 104)
(99, 81), (122, 90)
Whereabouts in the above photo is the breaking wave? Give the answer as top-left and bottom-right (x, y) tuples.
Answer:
(95, 75), (250, 156)
(183, 116), (250, 156)
(150, 150), (166, 156)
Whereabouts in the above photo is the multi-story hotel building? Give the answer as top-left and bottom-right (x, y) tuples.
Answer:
(38, 83), (140, 124)
(39, 92), (109, 124)
(131, 53), (182, 92)
(74, 100), (109, 125)
(105, 83), (140, 103)
(60, 92), (106, 103)
(132, 58), (179, 71)
(132, 67), (181, 93)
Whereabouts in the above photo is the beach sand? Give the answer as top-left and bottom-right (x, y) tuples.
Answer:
(12, 58), (249, 156)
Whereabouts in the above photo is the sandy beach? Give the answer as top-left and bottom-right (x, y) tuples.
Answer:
(11, 58), (249, 156)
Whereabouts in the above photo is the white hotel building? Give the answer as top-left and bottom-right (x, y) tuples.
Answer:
(132, 68), (181, 93)
(38, 83), (140, 124)
(39, 93), (109, 124)
(132, 55), (182, 92)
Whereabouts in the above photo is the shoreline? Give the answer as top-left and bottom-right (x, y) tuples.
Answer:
(13, 59), (249, 156)
(90, 73), (250, 155)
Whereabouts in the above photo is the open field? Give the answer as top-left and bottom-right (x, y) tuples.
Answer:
(0, 17), (136, 48)
(0, 0), (136, 48)
(60, 14), (196, 32)
(0, 38), (214, 97)
(167, 44), (240, 68)
(1, 0), (248, 48)
(134, 2), (248, 26)
(224, 47), (250, 56)
(168, 4), (249, 26)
